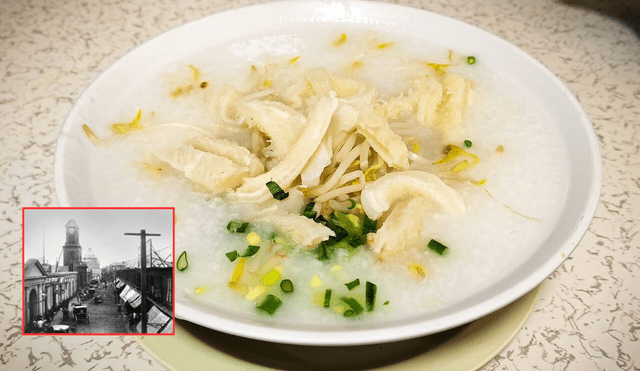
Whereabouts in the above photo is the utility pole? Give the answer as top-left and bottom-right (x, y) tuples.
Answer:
(125, 229), (160, 333)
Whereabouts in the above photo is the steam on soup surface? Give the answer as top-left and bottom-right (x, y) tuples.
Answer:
(82, 28), (568, 323)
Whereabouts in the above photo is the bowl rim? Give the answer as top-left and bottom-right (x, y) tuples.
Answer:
(54, 0), (602, 345)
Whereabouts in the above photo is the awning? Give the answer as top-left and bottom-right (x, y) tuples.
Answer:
(124, 291), (141, 307)
(129, 293), (142, 308)
(118, 286), (132, 301)
(118, 285), (141, 308)
(159, 319), (173, 334)
(136, 305), (172, 333)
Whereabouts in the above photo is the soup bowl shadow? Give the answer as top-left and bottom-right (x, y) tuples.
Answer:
(138, 285), (541, 370)
(177, 318), (467, 370)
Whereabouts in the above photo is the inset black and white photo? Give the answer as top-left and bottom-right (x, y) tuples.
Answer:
(22, 207), (174, 335)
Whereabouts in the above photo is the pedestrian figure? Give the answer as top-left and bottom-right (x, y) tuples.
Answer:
(129, 314), (135, 331)
(36, 316), (45, 331)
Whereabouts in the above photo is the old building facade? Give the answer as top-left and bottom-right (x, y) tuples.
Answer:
(24, 259), (77, 327)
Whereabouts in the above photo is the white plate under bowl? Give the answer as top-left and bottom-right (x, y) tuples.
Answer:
(54, 1), (601, 345)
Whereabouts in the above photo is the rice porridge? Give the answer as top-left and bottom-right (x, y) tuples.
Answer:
(80, 27), (569, 323)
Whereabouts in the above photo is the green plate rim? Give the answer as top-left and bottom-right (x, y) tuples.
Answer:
(136, 284), (541, 371)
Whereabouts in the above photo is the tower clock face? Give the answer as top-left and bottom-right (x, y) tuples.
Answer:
(68, 227), (75, 234)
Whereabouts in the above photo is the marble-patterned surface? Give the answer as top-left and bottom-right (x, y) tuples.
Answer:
(1, 0), (638, 370)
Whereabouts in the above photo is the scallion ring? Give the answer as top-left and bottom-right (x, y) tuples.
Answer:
(280, 279), (294, 293)
(347, 199), (356, 209)
(176, 251), (188, 271)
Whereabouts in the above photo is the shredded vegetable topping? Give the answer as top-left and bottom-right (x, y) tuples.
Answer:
(333, 33), (347, 46)
(82, 124), (101, 145)
(408, 262), (427, 279)
(229, 257), (247, 286)
(111, 109), (142, 134)
(90, 32), (494, 319)
(434, 144), (480, 173)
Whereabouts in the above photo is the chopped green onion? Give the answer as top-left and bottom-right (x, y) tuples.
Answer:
(428, 239), (449, 255)
(302, 202), (317, 219)
(241, 245), (260, 257)
(384, 301), (390, 306)
(340, 297), (364, 316)
(464, 140), (472, 148)
(314, 240), (333, 261)
(266, 181), (289, 200)
(227, 220), (249, 233)
(345, 279), (360, 291)
(280, 279), (294, 293)
(323, 289), (332, 308)
(225, 250), (238, 262)
(346, 234), (366, 247)
(347, 199), (356, 209)
(331, 211), (361, 237)
(467, 56), (476, 65)
(343, 310), (355, 317)
(365, 281), (377, 311)
(257, 294), (282, 315)
(176, 251), (188, 271)
(363, 214), (378, 234)
(315, 214), (328, 226)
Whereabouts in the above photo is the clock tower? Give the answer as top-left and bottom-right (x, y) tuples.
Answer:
(62, 219), (82, 270)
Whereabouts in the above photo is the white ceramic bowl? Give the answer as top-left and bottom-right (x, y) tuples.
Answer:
(54, 1), (601, 345)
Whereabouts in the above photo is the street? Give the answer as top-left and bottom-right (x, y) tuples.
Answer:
(53, 284), (128, 334)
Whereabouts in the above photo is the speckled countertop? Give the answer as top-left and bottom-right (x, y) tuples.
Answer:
(1, 0), (638, 370)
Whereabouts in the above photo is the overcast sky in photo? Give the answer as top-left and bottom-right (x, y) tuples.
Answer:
(23, 208), (173, 268)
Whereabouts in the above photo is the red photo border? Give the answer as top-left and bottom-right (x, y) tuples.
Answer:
(21, 207), (176, 336)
